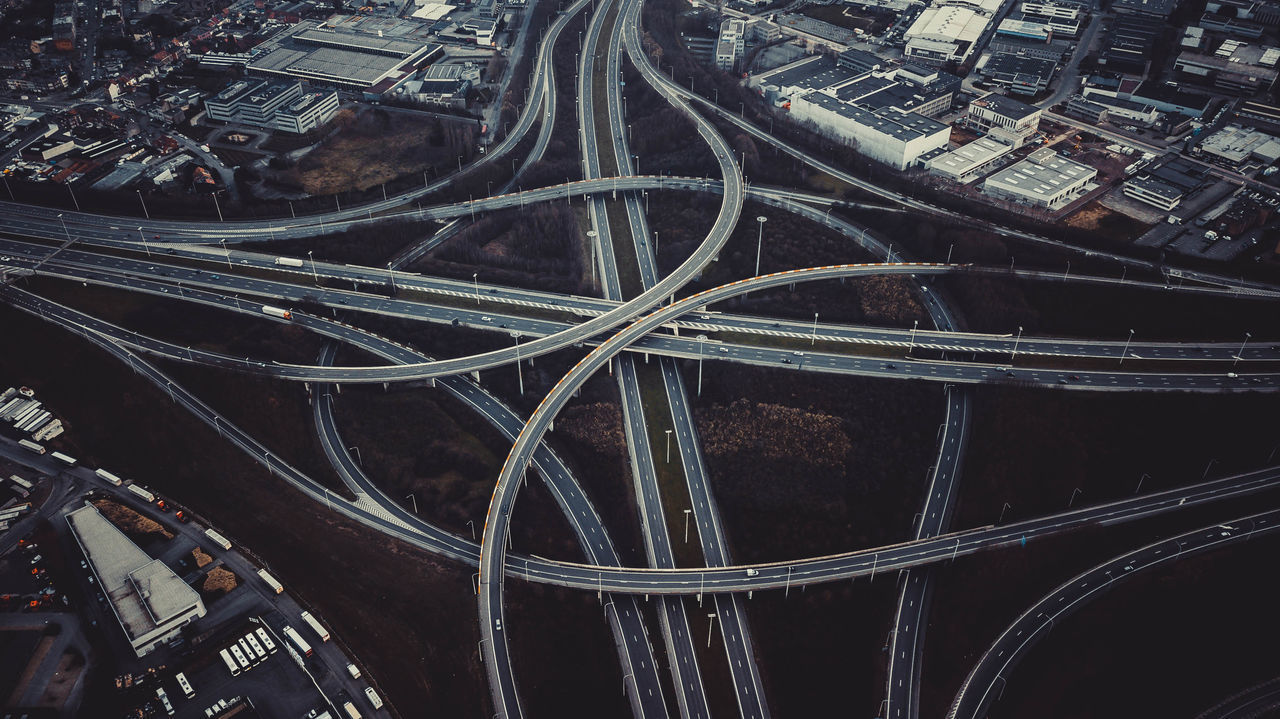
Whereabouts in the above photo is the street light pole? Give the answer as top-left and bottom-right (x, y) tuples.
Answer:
(999, 502), (1011, 523)
(406, 493), (418, 514)
(706, 612), (718, 648)
(1011, 325), (1023, 362)
(1120, 329), (1134, 365)
(909, 319), (918, 355)
(1235, 332), (1251, 367)
(754, 216), (767, 277)
(811, 313), (819, 345)
(1069, 487), (1082, 508)
(138, 227), (150, 257)
(57, 213), (70, 243)
(697, 334), (706, 396)
(683, 508), (691, 543)
(387, 263), (397, 293)
(665, 429), (672, 463)
(512, 331), (524, 395)
(473, 272), (480, 304)
(220, 240), (232, 270)
(1136, 473), (1149, 494)
(308, 251), (319, 284)
(137, 190), (149, 219)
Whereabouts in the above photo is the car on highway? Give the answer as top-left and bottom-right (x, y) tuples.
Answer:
(745, 569), (759, 576)
(495, 618), (502, 631)
(481, 316), (493, 322)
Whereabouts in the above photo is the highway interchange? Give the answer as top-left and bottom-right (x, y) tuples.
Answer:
(3, 0), (1280, 715)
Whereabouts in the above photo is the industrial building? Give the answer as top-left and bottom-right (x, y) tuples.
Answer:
(903, 0), (1005, 65)
(965, 93), (1041, 147)
(790, 92), (950, 169)
(977, 52), (1058, 95)
(247, 16), (444, 91)
(67, 503), (206, 658)
(1196, 124), (1280, 164)
(926, 135), (1015, 182)
(1112, 0), (1178, 19)
(1174, 39), (1280, 95)
(982, 147), (1096, 209)
(1123, 157), (1209, 211)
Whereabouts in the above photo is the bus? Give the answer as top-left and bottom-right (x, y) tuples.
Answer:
(238, 638), (257, 664)
(256, 569), (284, 595)
(94, 468), (123, 486)
(175, 672), (195, 699)
(126, 484), (155, 502)
(204, 528), (232, 551)
(219, 648), (240, 676)
(301, 611), (330, 642)
(50, 452), (77, 466)
(8, 475), (33, 491)
(245, 633), (267, 661)
(228, 643), (250, 672)
(342, 701), (362, 719)
(283, 625), (313, 657)
(17, 439), (44, 454)
(255, 627), (278, 654)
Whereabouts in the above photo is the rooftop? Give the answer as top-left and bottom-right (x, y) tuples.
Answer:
(969, 93), (1040, 121)
(800, 90), (948, 141)
(985, 147), (1096, 195)
(67, 504), (202, 648)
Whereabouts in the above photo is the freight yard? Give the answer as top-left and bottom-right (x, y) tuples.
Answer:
(0, 402), (386, 719)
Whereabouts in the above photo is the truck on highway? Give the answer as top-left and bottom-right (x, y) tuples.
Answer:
(204, 528), (232, 550)
(257, 568), (284, 594)
(17, 439), (44, 454)
(8, 475), (34, 491)
(126, 484), (155, 502)
(342, 701), (362, 719)
(301, 611), (330, 642)
(274, 257), (305, 267)
(260, 305), (293, 319)
(364, 687), (383, 710)
(94, 468), (123, 486)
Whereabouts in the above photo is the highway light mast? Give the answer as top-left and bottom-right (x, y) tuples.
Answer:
(138, 227), (150, 257)
(754, 216), (767, 277)
(136, 190), (149, 219)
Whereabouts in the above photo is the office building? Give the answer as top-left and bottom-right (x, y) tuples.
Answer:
(965, 93), (1041, 146)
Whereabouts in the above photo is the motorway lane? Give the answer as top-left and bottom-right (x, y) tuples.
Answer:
(9, 283), (1280, 599)
(7, 233), (1279, 367)
(310, 340), (672, 719)
(581, 0), (705, 715)
(476, 0), (750, 713)
(945, 510), (1280, 719)
(8, 249), (1278, 392)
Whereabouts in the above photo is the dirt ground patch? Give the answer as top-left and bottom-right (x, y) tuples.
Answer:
(200, 566), (237, 599)
(90, 498), (174, 542)
(192, 547), (213, 568)
(279, 107), (476, 195)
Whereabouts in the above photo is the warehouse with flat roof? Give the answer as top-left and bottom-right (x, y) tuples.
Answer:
(982, 146), (1097, 209)
(247, 19), (443, 91)
(66, 503), (206, 657)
